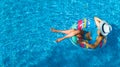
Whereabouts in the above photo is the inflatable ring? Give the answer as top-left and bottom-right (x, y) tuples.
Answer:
(70, 19), (104, 49)
(70, 19), (88, 48)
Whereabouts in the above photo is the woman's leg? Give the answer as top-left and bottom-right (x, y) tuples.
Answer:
(56, 30), (80, 42)
(51, 28), (75, 34)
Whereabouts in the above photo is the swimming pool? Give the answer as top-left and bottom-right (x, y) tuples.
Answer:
(0, 0), (120, 67)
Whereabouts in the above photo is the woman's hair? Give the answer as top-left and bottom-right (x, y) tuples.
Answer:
(100, 33), (103, 36)
(100, 33), (105, 38)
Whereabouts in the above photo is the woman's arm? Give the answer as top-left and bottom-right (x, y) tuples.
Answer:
(84, 36), (103, 49)
(103, 38), (107, 44)
(94, 17), (102, 28)
(94, 17), (102, 22)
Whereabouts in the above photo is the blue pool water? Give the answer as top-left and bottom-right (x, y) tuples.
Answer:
(0, 0), (120, 67)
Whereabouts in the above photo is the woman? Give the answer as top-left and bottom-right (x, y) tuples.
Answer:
(51, 17), (112, 49)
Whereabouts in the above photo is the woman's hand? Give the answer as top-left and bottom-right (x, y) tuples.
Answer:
(81, 41), (86, 44)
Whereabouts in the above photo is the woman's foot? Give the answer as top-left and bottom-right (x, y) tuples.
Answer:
(51, 28), (59, 32)
(56, 38), (64, 42)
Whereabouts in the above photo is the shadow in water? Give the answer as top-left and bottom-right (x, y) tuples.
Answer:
(107, 24), (120, 50)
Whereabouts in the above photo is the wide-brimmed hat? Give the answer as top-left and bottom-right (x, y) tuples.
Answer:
(99, 21), (112, 36)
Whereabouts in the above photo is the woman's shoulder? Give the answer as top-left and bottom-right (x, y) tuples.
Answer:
(95, 35), (104, 45)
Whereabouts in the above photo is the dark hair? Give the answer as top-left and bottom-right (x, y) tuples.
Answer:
(100, 33), (103, 36)
(100, 33), (105, 38)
